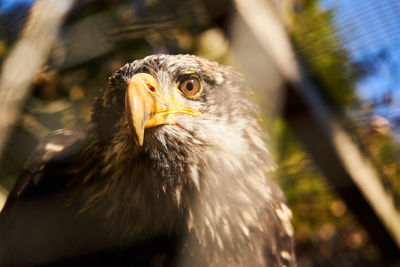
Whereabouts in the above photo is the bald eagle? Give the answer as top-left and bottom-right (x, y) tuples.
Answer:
(0, 54), (296, 266)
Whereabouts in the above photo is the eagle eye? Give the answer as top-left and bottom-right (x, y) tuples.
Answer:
(178, 75), (201, 98)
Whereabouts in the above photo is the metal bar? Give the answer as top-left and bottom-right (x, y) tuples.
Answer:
(0, 0), (75, 159)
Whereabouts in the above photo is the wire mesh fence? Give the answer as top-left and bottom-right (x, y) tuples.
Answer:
(0, 0), (400, 266)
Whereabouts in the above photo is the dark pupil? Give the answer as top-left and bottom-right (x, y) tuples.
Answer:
(186, 81), (194, 91)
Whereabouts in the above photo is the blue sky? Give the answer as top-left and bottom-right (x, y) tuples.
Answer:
(0, 0), (35, 12)
(321, 0), (400, 116)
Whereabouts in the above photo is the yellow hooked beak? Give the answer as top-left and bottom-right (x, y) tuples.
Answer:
(125, 73), (201, 146)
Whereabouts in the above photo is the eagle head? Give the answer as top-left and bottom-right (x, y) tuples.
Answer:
(92, 54), (264, 155)
(86, 54), (276, 226)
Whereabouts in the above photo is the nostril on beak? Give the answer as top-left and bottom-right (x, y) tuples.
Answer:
(146, 83), (156, 92)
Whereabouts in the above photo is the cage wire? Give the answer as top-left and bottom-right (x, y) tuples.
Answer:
(321, 0), (400, 133)
(0, 0), (400, 266)
(289, 1), (400, 265)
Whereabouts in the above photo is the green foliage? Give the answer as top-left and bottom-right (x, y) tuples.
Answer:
(270, 119), (349, 239)
(290, 1), (359, 107)
(269, 118), (382, 265)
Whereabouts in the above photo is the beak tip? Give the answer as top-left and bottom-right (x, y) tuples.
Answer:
(132, 130), (144, 147)
(136, 136), (144, 147)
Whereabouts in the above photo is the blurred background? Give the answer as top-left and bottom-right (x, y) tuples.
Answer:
(1, 0), (400, 266)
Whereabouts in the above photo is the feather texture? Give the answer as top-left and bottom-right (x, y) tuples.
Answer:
(0, 54), (296, 266)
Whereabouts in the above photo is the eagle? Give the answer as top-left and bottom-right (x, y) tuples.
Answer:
(0, 54), (296, 266)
